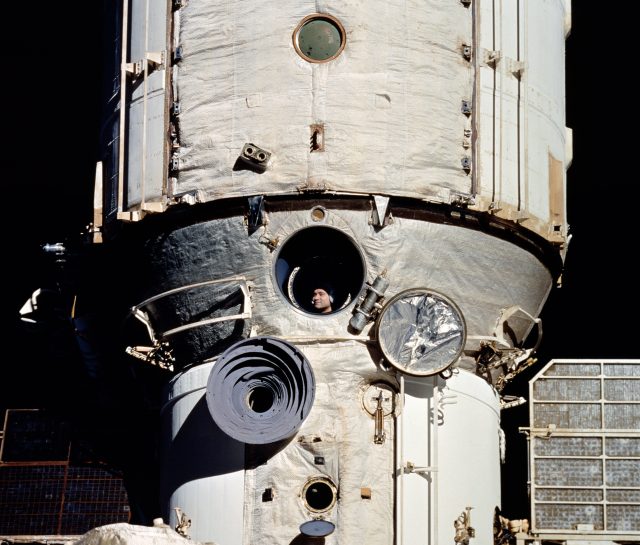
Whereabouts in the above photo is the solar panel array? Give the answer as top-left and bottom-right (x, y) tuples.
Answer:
(0, 410), (130, 535)
(528, 360), (640, 538)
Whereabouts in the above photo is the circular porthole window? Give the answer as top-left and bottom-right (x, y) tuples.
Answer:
(301, 477), (338, 513)
(274, 226), (365, 315)
(293, 14), (346, 63)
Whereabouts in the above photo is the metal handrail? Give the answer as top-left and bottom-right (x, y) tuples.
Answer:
(130, 276), (252, 342)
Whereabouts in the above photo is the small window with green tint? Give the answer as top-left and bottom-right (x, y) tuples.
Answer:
(293, 14), (346, 63)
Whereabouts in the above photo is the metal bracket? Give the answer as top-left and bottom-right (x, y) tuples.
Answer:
(500, 395), (527, 410)
(170, 153), (180, 172)
(171, 189), (204, 206)
(125, 342), (175, 371)
(371, 195), (391, 227)
(146, 51), (164, 69)
(258, 234), (280, 251)
(462, 128), (472, 149)
(404, 461), (437, 474)
(124, 52), (165, 79)
(454, 507), (475, 544)
(373, 392), (386, 444)
(507, 58), (525, 79)
(247, 195), (267, 235)
(124, 60), (143, 77)
(483, 49), (501, 68)
(173, 45), (184, 64)
(174, 507), (191, 538)
(450, 193), (475, 207)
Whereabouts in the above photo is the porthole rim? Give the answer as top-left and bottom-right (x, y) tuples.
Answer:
(301, 476), (338, 513)
(292, 12), (347, 64)
(375, 287), (468, 377)
(272, 223), (366, 318)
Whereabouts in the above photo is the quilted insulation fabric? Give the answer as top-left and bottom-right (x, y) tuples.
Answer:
(173, 0), (473, 202)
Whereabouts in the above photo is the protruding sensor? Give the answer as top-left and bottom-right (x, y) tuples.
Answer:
(239, 143), (271, 172)
(206, 336), (315, 444)
(349, 271), (390, 333)
(375, 288), (466, 376)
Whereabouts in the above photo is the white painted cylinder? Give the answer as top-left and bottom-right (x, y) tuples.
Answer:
(436, 371), (502, 543)
(107, 0), (570, 247)
(399, 371), (501, 544)
(160, 363), (245, 544)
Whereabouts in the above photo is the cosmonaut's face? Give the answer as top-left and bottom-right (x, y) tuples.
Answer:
(311, 288), (332, 313)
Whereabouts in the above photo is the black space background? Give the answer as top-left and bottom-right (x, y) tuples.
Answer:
(3, 1), (638, 526)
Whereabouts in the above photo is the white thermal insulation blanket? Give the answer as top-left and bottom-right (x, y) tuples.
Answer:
(174, 0), (473, 202)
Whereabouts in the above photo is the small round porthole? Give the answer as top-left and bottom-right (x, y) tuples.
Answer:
(302, 477), (337, 513)
(274, 226), (365, 315)
(293, 14), (346, 63)
(310, 206), (326, 222)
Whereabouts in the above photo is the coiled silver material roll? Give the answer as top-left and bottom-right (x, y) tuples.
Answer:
(205, 336), (315, 444)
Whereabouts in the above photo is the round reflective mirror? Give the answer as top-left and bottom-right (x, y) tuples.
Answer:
(376, 288), (466, 376)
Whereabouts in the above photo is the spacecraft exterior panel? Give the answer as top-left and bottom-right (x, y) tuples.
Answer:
(111, 0), (570, 245)
(399, 371), (501, 544)
(474, 0), (570, 242)
(169, 0), (474, 203)
(130, 208), (552, 368)
(124, 0), (170, 209)
(162, 345), (501, 543)
(79, 0), (573, 543)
